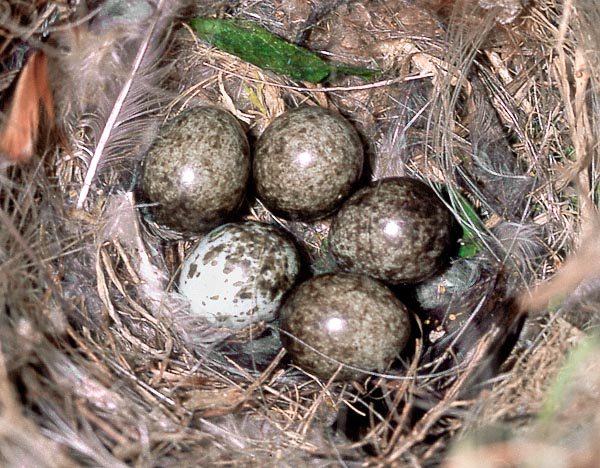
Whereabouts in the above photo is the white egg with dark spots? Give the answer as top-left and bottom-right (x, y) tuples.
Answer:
(178, 221), (301, 329)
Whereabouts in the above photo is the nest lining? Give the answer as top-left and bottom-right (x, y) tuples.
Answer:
(1, 0), (599, 466)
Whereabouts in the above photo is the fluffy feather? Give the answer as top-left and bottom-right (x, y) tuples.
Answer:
(96, 191), (234, 347)
(50, 0), (186, 209)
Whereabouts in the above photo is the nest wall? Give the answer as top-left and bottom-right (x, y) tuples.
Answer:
(1, 0), (599, 467)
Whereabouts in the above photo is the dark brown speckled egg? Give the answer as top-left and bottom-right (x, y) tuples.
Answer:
(253, 106), (363, 221)
(280, 272), (411, 381)
(140, 106), (250, 233)
(329, 177), (453, 284)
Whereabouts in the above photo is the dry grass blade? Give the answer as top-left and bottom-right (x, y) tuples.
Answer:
(519, 0), (600, 315)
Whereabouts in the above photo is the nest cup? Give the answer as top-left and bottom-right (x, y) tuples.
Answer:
(1, 0), (599, 466)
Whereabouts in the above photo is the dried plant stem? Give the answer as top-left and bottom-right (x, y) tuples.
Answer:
(519, 0), (600, 314)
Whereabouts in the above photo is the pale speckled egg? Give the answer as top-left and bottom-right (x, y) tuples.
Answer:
(280, 272), (411, 381)
(253, 106), (363, 221)
(178, 221), (301, 329)
(329, 177), (453, 284)
(140, 106), (250, 233)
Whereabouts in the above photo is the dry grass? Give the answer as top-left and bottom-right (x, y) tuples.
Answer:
(1, 0), (599, 466)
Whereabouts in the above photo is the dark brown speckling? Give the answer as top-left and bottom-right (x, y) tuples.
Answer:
(329, 177), (453, 284)
(280, 272), (411, 381)
(140, 106), (250, 233)
(253, 106), (363, 221)
(178, 221), (301, 328)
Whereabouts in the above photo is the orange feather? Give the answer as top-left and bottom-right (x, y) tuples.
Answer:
(0, 50), (54, 163)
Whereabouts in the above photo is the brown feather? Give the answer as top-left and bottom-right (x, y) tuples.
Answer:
(0, 50), (54, 164)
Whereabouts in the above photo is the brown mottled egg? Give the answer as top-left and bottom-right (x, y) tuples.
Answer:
(178, 221), (300, 329)
(329, 177), (453, 284)
(280, 272), (411, 381)
(253, 106), (363, 221)
(140, 106), (250, 233)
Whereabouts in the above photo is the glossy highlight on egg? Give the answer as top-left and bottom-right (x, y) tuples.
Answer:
(253, 106), (364, 221)
(329, 177), (454, 284)
(279, 272), (411, 381)
(140, 106), (250, 233)
(178, 221), (300, 329)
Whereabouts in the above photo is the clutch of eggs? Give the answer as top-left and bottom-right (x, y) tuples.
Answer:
(137, 104), (458, 381)
(140, 106), (250, 233)
(178, 221), (301, 329)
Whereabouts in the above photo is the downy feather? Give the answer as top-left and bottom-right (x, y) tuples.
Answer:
(51, 0), (187, 209)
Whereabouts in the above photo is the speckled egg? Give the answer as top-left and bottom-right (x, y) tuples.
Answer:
(178, 221), (300, 329)
(280, 272), (411, 381)
(140, 106), (250, 233)
(329, 177), (453, 284)
(253, 106), (363, 220)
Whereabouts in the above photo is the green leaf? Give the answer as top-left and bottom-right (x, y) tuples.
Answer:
(454, 193), (484, 258)
(190, 18), (381, 83)
(457, 242), (479, 258)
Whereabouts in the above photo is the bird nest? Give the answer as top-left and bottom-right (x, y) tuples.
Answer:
(1, 0), (600, 466)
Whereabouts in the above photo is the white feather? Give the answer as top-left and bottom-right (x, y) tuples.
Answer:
(51, 0), (186, 209)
